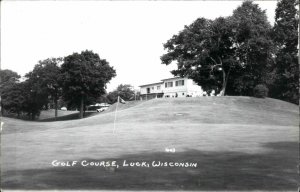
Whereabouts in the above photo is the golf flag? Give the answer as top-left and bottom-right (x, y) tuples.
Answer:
(113, 96), (125, 134)
(119, 96), (126, 104)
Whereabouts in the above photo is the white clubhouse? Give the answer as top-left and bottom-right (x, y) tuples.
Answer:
(139, 77), (204, 100)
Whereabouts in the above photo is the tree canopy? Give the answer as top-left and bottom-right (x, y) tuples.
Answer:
(25, 58), (62, 118)
(161, 1), (274, 96)
(0, 69), (20, 85)
(1, 80), (46, 120)
(0, 69), (21, 97)
(270, 0), (299, 104)
(60, 50), (116, 118)
(0, 69), (21, 115)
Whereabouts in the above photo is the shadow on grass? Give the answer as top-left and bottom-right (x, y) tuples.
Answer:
(37, 112), (99, 122)
(2, 142), (298, 190)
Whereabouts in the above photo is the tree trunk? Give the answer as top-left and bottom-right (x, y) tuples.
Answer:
(83, 103), (86, 117)
(219, 69), (228, 96)
(0, 102), (3, 116)
(54, 97), (58, 121)
(79, 95), (84, 119)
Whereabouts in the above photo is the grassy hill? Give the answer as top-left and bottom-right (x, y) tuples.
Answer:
(1, 96), (299, 190)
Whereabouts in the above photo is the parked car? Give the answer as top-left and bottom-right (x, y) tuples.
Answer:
(60, 107), (67, 111)
(96, 107), (109, 112)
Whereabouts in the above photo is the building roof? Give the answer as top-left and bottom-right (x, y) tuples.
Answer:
(139, 82), (163, 87)
(139, 76), (189, 87)
(160, 76), (186, 81)
(139, 76), (188, 87)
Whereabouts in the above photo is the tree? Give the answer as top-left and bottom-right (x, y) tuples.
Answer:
(2, 82), (26, 117)
(107, 91), (118, 104)
(0, 69), (20, 85)
(270, 0), (299, 104)
(96, 94), (110, 104)
(107, 84), (135, 103)
(229, 1), (274, 96)
(161, 17), (233, 95)
(25, 58), (62, 119)
(2, 81), (45, 120)
(0, 69), (21, 97)
(0, 70), (21, 115)
(161, 1), (273, 96)
(0, 69), (46, 120)
(60, 50), (116, 118)
(24, 79), (49, 120)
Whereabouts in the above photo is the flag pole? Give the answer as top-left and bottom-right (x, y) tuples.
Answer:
(113, 95), (119, 134)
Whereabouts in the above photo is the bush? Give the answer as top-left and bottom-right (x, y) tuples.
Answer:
(253, 84), (269, 98)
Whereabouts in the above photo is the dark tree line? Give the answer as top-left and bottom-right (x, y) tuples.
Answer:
(0, 50), (116, 120)
(161, 0), (298, 104)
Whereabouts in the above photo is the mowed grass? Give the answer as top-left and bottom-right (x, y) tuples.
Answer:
(1, 96), (299, 190)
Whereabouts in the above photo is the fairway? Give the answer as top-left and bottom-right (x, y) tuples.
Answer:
(1, 97), (299, 190)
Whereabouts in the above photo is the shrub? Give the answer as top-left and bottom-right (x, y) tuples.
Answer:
(253, 84), (269, 98)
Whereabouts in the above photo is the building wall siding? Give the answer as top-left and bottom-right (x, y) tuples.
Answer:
(140, 83), (163, 94)
(139, 77), (204, 99)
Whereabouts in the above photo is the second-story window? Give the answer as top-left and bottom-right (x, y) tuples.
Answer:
(157, 85), (161, 90)
(176, 80), (184, 86)
(167, 82), (173, 87)
(165, 82), (173, 88)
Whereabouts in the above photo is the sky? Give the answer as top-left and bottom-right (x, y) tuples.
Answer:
(1, 1), (277, 92)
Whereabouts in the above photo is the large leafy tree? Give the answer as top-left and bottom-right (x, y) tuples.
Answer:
(161, 17), (236, 95)
(229, 1), (274, 96)
(2, 81), (45, 120)
(270, 0), (299, 104)
(60, 50), (116, 118)
(0, 69), (20, 98)
(25, 58), (62, 119)
(1, 69), (46, 119)
(21, 81), (46, 120)
(0, 69), (20, 86)
(161, 1), (273, 96)
(23, 77), (49, 120)
(0, 69), (21, 115)
(1, 82), (26, 117)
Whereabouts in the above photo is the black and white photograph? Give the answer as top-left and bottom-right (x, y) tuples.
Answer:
(0, 0), (299, 191)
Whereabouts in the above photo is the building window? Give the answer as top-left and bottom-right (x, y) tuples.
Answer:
(152, 86), (154, 90)
(176, 80), (184, 86)
(157, 85), (161, 90)
(182, 93), (185, 95)
(165, 82), (173, 88)
(147, 87), (150, 94)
